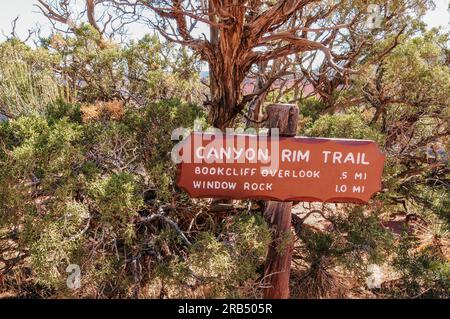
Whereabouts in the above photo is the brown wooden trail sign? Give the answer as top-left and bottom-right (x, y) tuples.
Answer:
(175, 133), (385, 204)
(174, 104), (385, 299)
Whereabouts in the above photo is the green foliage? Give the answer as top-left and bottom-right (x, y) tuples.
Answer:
(389, 235), (450, 298)
(0, 22), (448, 299)
(297, 206), (394, 279)
(189, 232), (234, 281)
(9, 116), (83, 191)
(46, 29), (205, 105)
(45, 100), (83, 125)
(29, 200), (87, 288)
(335, 207), (394, 266)
(0, 29), (205, 119)
(88, 173), (143, 242)
(298, 98), (329, 122)
(384, 32), (450, 109)
(306, 112), (384, 143)
(151, 213), (271, 298)
(0, 39), (65, 118)
(135, 99), (205, 202)
(1, 94), (270, 298)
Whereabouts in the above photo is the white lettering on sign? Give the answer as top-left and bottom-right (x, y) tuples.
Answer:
(243, 182), (273, 191)
(281, 149), (311, 162)
(322, 151), (370, 165)
(195, 146), (269, 162)
(193, 180), (237, 190)
(195, 166), (258, 176)
(260, 169), (320, 179)
(176, 133), (385, 203)
(196, 147), (371, 165)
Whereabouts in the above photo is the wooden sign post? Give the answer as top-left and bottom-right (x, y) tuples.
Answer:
(262, 104), (298, 299)
(174, 104), (385, 299)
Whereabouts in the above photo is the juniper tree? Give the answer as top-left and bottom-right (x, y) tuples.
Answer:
(37, 0), (432, 128)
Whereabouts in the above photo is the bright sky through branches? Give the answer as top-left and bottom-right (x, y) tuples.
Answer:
(0, 0), (448, 41)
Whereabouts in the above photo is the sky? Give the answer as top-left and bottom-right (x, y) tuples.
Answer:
(0, 0), (448, 41)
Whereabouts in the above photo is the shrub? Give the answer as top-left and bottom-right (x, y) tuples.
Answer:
(306, 113), (384, 143)
(0, 39), (65, 118)
(88, 172), (143, 243)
